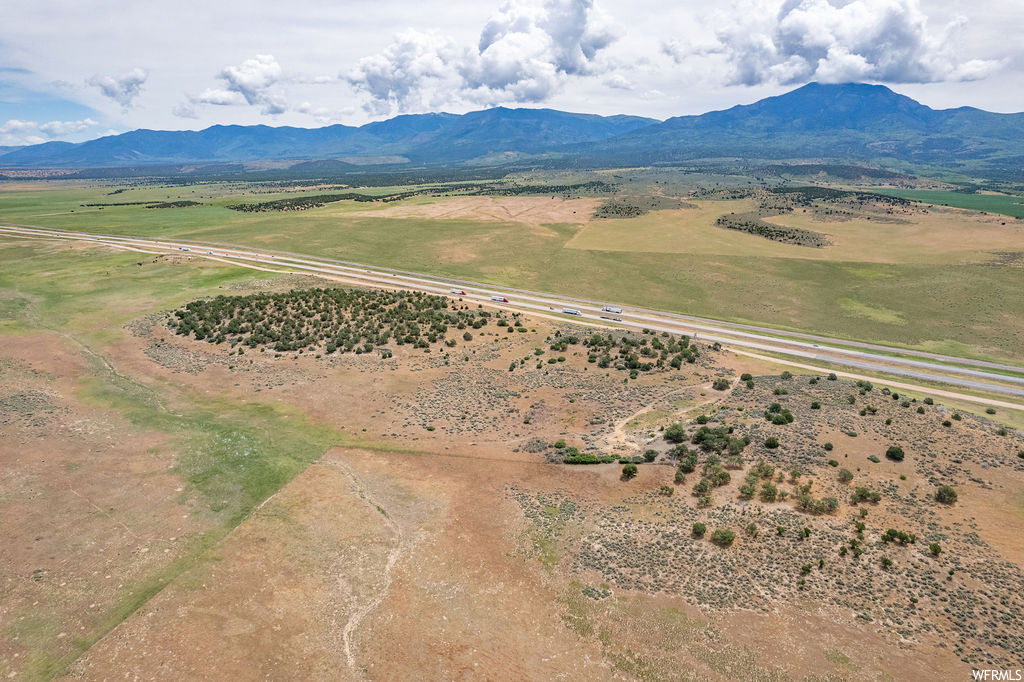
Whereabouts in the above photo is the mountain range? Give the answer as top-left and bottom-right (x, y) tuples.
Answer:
(2, 83), (1022, 171)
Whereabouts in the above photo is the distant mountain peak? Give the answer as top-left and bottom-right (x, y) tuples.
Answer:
(587, 82), (1023, 167)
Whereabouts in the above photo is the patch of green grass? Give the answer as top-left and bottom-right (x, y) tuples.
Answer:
(838, 298), (904, 325)
(5, 614), (61, 679)
(535, 535), (560, 568)
(874, 189), (1024, 219)
(0, 242), (347, 525)
(0, 240), (363, 676)
(13, 530), (228, 679)
(0, 240), (277, 340)
(561, 582), (597, 638)
(559, 583), (786, 682)
(80, 371), (343, 524)
(825, 649), (852, 666)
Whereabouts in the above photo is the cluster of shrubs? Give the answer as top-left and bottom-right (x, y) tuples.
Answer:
(563, 450), (619, 465)
(592, 199), (648, 219)
(486, 181), (615, 197)
(738, 460), (778, 501)
(764, 402), (794, 425)
(768, 186), (913, 206)
(146, 200), (202, 209)
(582, 331), (699, 372)
(761, 165), (912, 182)
(794, 492), (839, 515)
(226, 181), (617, 213)
(715, 212), (830, 247)
(592, 195), (693, 219)
(86, 199), (203, 209)
(850, 486), (882, 504)
(672, 445), (698, 484)
(552, 441), (614, 465)
(935, 485), (958, 504)
(691, 425), (749, 455)
(552, 441), (653, 468)
(170, 287), (493, 354)
(881, 529), (917, 545)
(885, 445), (905, 461)
(710, 529), (736, 547)
(690, 523), (736, 547)
(227, 191), (390, 212)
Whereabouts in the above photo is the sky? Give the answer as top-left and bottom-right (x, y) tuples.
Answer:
(1, 0), (1022, 146)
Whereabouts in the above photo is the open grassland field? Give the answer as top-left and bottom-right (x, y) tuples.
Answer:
(0, 234), (1022, 680)
(566, 197), (1024, 263)
(873, 189), (1024, 220)
(1, 174), (1023, 364)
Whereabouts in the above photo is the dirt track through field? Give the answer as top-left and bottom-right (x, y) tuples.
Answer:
(324, 456), (406, 672)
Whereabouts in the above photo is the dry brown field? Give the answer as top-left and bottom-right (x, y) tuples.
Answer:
(1, 238), (1022, 680)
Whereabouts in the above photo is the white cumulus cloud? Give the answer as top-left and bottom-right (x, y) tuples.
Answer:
(297, 101), (355, 125)
(602, 73), (632, 89)
(683, 0), (1002, 86)
(87, 68), (148, 107)
(37, 118), (98, 136)
(1, 118), (98, 145)
(218, 54), (287, 113)
(347, 0), (618, 115)
(182, 54), (288, 117)
(0, 120), (39, 135)
(194, 88), (248, 106)
(346, 30), (462, 115)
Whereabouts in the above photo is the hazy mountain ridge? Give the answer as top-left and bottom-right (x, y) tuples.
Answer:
(0, 109), (657, 167)
(2, 83), (1022, 169)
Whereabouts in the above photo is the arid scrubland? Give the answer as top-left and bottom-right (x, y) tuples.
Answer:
(2, 236), (1021, 680)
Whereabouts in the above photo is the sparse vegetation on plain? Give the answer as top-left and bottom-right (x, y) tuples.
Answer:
(1, 165), (1023, 680)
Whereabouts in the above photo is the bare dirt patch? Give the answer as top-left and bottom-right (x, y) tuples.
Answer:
(348, 195), (599, 236)
(0, 334), (207, 679)
(69, 451), (405, 680)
